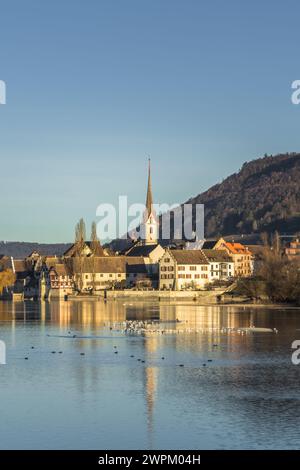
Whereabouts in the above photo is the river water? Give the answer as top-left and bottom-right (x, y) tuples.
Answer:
(0, 300), (300, 450)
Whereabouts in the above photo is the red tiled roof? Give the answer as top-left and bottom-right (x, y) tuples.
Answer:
(220, 242), (252, 255)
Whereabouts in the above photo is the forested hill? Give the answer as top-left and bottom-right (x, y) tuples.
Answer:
(0, 242), (71, 258)
(187, 152), (300, 238)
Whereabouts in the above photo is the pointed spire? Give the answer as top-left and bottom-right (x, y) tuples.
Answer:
(145, 157), (153, 218)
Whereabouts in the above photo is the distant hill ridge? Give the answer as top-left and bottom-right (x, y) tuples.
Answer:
(0, 242), (71, 258)
(186, 152), (300, 238)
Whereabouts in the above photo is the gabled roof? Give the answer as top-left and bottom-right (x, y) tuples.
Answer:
(64, 241), (105, 257)
(72, 256), (126, 274)
(202, 249), (233, 262)
(125, 243), (160, 257)
(13, 259), (27, 273)
(169, 249), (209, 265)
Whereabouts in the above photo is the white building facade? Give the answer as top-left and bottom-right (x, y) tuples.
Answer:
(159, 249), (211, 290)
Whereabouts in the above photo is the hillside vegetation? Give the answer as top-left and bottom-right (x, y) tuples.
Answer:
(187, 152), (300, 238)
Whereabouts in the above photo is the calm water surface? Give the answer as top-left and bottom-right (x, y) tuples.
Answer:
(0, 300), (300, 450)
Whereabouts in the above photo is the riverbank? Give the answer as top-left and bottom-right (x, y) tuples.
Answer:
(4, 289), (300, 308)
(66, 288), (226, 304)
(63, 290), (300, 308)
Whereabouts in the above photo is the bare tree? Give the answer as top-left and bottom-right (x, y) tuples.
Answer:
(258, 231), (300, 302)
(90, 221), (98, 292)
(75, 218), (86, 249)
(90, 221), (98, 255)
(74, 218), (86, 292)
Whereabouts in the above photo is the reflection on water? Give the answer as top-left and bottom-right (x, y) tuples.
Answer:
(0, 300), (300, 449)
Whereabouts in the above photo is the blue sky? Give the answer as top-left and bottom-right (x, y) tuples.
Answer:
(1, 0), (300, 242)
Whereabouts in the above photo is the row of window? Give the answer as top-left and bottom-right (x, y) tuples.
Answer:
(84, 273), (123, 279)
(86, 281), (122, 286)
(178, 265), (208, 271)
(51, 275), (72, 281)
(50, 274), (72, 281)
(51, 274), (125, 281)
(178, 274), (208, 279)
(211, 272), (232, 276)
(51, 283), (72, 288)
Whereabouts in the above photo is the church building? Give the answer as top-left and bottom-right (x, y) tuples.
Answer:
(125, 160), (164, 287)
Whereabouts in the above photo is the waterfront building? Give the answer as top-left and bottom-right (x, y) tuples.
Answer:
(159, 249), (210, 290)
(70, 256), (126, 292)
(125, 256), (151, 288)
(202, 249), (234, 281)
(47, 264), (74, 298)
(213, 238), (253, 277)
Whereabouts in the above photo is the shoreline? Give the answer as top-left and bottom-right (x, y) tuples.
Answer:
(3, 297), (300, 309)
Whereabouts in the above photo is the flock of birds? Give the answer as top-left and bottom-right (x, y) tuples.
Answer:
(22, 321), (278, 365)
(109, 320), (279, 336)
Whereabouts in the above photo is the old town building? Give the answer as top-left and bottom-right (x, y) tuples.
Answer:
(159, 249), (210, 290)
(213, 238), (253, 277)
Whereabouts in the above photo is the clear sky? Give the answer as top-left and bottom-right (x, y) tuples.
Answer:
(1, 0), (300, 242)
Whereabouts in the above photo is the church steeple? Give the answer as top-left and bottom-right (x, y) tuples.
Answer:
(145, 158), (153, 219)
(140, 158), (158, 245)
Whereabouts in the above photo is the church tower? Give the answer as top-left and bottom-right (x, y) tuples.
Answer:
(140, 159), (158, 245)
